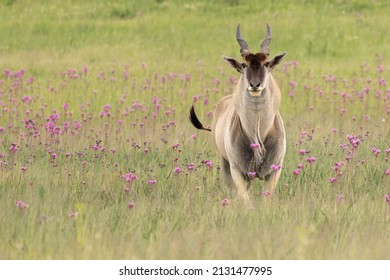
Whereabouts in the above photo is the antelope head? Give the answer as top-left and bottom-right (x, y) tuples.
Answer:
(223, 23), (287, 96)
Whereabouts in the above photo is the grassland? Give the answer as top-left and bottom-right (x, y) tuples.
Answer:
(0, 0), (390, 259)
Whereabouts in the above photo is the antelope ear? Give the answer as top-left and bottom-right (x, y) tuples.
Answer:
(268, 51), (287, 69)
(222, 55), (244, 73)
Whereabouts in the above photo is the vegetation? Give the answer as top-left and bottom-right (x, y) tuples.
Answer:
(0, 0), (389, 259)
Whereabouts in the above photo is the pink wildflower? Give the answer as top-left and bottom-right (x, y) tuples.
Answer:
(262, 191), (271, 197)
(334, 161), (344, 170)
(204, 160), (213, 169)
(371, 147), (381, 157)
(127, 201), (135, 209)
(329, 177), (337, 184)
(187, 163), (195, 171)
(305, 157), (316, 164)
(83, 66), (89, 76)
(299, 149), (307, 156)
(121, 172), (138, 183)
(289, 81), (297, 88)
(173, 167), (183, 175)
(68, 212), (79, 218)
(103, 104), (111, 112)
(221, 198), (230, 206)
(385, 194), (390, 205)
(250, 143), (260, 150)
(3, 68), (10, 77)
(16, 200), (28, 209)
(270, 164), (282, 171)
(91, 145), (99, 151)
(347, 135), (361, 149)
(148, 179), (157, 186)
(247, 171), (256, 179)
(172, 143), (179, 150)
(9, 143), (19, 153)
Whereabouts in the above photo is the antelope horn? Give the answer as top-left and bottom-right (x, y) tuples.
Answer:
(236, 24), (249, 57)
(260, 23), (272, 56)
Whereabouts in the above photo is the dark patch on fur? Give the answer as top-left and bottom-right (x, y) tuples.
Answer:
(244, 52), (267, 69)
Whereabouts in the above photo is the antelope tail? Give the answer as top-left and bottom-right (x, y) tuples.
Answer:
(189, 105), (211, 132)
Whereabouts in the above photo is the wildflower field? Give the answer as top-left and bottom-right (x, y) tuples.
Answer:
(1, 0), (390, 259)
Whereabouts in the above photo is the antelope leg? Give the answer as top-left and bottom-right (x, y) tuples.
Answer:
(229, 163), (254, 209)
(264, 169), (282, 195)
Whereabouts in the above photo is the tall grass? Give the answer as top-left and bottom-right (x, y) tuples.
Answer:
(0, 0), (389, 259)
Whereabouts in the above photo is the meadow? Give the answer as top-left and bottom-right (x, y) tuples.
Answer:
(0, 0), (390, 259)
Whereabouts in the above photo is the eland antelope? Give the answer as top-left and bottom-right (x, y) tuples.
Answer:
(189, 23), (287, 208)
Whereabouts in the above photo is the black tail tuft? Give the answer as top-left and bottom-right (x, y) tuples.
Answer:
(189, 105), (211, 132)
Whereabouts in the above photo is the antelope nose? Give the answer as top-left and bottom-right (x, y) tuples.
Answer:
(249, 82), (261, 91)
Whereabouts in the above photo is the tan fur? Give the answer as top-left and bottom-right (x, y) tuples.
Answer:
(211, 72), (286, 209)
(190, 24), (286, 209)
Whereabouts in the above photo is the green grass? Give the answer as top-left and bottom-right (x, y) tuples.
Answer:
(1, 0), (389, 73)
(0, 0), (390, 259)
